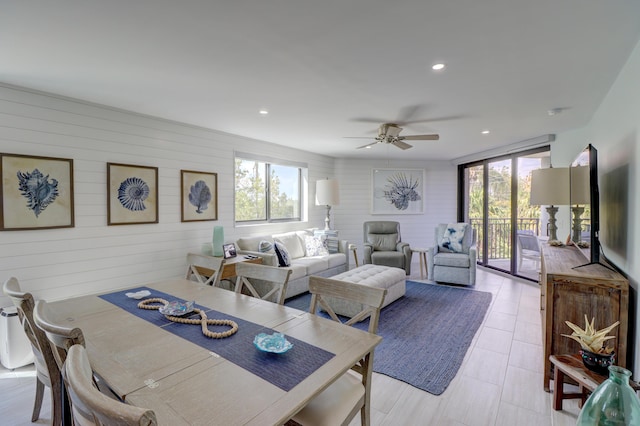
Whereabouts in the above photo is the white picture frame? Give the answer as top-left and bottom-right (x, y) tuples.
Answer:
(371, 168), (424, 214)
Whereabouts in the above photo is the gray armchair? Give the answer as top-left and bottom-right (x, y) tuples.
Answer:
(427, 223), (477, 286)
(363, 221), (412, 275)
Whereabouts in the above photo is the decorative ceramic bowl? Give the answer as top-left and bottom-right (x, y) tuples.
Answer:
(159, 300), (195, 316)
(253, 332), (293, 354)
(580, 349), (615, 375)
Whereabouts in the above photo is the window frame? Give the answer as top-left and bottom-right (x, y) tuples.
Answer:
(234, 152), (306, 225)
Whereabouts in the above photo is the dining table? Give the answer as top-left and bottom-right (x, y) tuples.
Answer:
(47, 278), (382, 425)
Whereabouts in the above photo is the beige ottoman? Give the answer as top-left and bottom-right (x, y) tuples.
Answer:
(325, 264), (406, 318)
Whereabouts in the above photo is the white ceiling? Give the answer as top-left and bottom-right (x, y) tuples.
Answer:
(2, 1), (639, 161)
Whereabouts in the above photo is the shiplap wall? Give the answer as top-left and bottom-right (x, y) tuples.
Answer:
(333, 158), (457, 262)
(0, 83), (457, 306)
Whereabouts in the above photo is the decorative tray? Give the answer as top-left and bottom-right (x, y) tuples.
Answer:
(159, 300), (195, 316)
(253, 332), (293, 354)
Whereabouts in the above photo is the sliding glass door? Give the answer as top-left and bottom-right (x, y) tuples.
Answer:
(460, 147), (549, 280)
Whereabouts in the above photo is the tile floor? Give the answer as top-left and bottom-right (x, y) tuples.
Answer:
(0, 266), (582, 425)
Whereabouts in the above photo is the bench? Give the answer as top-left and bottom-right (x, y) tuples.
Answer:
(323, 264), (406, 318)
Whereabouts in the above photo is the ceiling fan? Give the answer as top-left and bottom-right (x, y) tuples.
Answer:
(347, 123), (439, 150)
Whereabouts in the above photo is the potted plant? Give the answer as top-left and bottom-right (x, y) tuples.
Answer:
(562, 315), (620, 374)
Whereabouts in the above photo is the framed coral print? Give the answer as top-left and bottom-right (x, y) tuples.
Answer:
(107, 163), (158, 225)
(181, 170), (218, 222)
(371, 168), (424, 214)
(1, 153), (74, 230)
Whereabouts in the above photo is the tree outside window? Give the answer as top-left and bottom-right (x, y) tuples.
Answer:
(235, 158), (301, 223)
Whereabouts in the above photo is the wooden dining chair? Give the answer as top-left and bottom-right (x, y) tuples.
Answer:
(34, 299), (117, 401)
(33, 299), (85, 371)
(64, 344), (158, 426)
(291, 276), (387, 426)
(2, 277), (63, 425)
(185, 253), (226, 286)
(234, 262), (293, 305)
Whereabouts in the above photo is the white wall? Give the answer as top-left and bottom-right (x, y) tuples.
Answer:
(553, 39), (640, 374)
(333, 158), (457, 262)
(0, 84), (334, 306)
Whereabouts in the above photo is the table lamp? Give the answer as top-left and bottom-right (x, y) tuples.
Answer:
(530, 167), (569, 242)
(315, 178), (340, 230)
(570, 166), (590, 243)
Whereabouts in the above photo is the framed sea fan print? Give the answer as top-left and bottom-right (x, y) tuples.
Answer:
(371, 168), (424, 214)
(1, 153), (74, 230)
(180, 170), (217, 222)
(107, 163), (158, 225)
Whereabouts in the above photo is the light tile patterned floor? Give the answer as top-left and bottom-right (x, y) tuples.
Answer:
(0, 266), (582, 425)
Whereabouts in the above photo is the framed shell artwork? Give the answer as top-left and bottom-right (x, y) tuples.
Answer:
(1, 153), (74, 230)
(107, 162), (158, 225)
(180, 170), (218, 222)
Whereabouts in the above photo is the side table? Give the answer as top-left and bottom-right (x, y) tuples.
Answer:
(348, 244), (359, 267)
(412, 248), (428, 279)
(549, 354), (640, 411)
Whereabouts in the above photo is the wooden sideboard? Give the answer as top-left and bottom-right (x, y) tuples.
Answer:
(540, 244), (629, 391)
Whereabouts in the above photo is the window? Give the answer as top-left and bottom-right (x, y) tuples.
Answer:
(234, 154), (304, 223)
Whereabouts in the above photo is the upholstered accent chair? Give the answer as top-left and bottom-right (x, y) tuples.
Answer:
(427, 223), (477, 286)
(363, 221), (412, 275)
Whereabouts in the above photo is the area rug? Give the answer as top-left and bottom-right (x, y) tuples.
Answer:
(285, 280), (492, 395)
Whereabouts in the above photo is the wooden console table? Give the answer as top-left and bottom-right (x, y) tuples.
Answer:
(540, 244), (629, 392)
(195, 255), (263, 282)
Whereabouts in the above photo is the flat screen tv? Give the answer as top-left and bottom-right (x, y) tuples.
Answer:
(570, 144), (600, 265)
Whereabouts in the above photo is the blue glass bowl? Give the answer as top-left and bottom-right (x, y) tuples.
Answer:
(253, 332), (293, 354)
(159, 300), (194, 316)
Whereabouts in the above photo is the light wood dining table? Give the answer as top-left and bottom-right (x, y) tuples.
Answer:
(47, 278), (381, 425)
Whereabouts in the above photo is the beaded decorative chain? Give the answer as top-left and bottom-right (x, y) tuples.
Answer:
(138, 298), (238, 339)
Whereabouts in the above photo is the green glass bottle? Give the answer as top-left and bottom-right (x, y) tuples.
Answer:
(577, 366), (640, 425)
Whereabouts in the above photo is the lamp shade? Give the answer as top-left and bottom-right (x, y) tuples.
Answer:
(570, 166), (590, 205)
(530, 167), (570, 206)
(315, 179), (340, 206)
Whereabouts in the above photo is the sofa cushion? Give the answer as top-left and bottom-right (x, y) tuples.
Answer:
(284, 262), (307, 280)
(259, 240), (274, 253)
(236, 235), (268, 252)
(327, 253), (347, 269)
(304, 235), (329, 256)
(292, 257), (329, 275)
(439, 223), (467, 253)
(273, 232), (306, 259)
(433, 252), (471, 268)
(274, 241), (291, 267)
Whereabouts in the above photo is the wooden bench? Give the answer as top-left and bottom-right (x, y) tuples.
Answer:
(549, 354), (640, 411)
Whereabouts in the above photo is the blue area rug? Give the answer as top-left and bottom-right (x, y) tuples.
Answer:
(285, 280), (492, 395)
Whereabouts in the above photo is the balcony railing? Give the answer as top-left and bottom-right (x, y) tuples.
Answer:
(469, 218), (539, 260)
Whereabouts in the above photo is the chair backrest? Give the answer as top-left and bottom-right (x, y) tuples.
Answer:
(363, 221), (401, 252)
(65, 344), (157, 426)
(33, 299), (85, 371)
(517, 232), (540, 252)
(185, 253), (226, 286)
(2, 277), (61, 392)
(308, 276), (387, 333)
(234, 262), (292, 305)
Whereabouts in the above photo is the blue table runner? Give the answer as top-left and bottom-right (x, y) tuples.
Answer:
(99, 287), (335, 391)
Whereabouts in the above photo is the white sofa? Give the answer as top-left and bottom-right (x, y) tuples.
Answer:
(235, 230), (349, 299)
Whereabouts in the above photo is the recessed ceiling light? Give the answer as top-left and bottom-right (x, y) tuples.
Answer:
(259, 109), (269, 115)
(481, 130), (490, 134)
(432, 63), (446, 71)
(365, 146), (371, 149)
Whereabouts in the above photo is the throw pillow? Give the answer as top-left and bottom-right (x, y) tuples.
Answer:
(258, 240), (274, 253)
(440, 223), (467, 253)
(273, 241), (291, 267)
(304, 235), (329, 256)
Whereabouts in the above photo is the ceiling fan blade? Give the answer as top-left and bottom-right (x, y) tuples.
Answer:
(401, 134), (440, 141)
(357, 141), (379, 149)
(402, 114), (467, 125)
(396, 104), (425, 123)
(350, 117), (389, 124)
(344, 136), (375, 139)
(392, 140), (413, 150)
